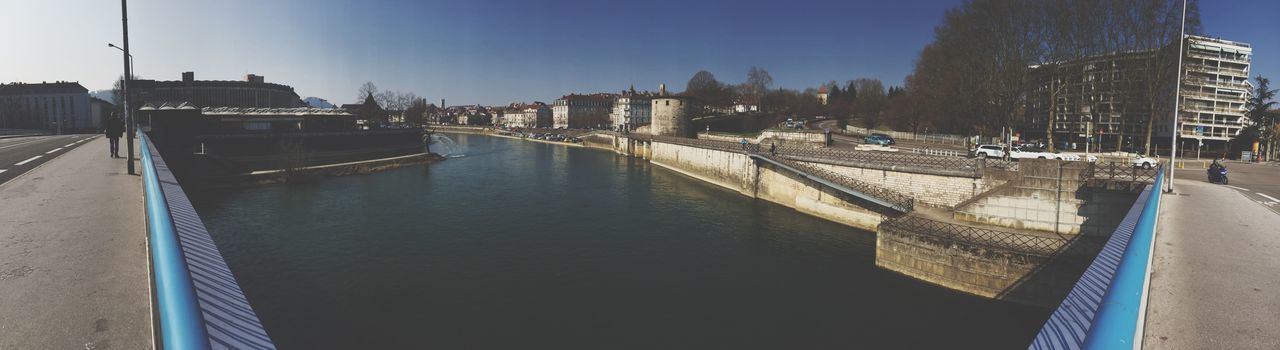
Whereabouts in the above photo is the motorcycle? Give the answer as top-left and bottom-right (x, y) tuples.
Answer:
(1207, 164), (1228, 185)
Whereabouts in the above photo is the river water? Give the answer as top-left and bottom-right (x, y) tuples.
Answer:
(190, 133), (1050, 349)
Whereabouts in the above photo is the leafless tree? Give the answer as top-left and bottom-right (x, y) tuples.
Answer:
(357, 81), (378, 103)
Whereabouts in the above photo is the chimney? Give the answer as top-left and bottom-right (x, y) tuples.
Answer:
(244, 74), (264, 83)
(441, 99), (446, 109)
(182, 71), (194, 82)
(659, 83), (667, 96)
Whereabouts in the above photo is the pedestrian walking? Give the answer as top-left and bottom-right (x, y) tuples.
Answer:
(770, 142), (776, 156)
(740, 138), (748, 151)
(105, 114), (124, 158)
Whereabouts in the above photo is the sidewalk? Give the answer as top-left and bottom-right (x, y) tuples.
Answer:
(0, 138), (152, 349)
(1143, 179), (1280, 349)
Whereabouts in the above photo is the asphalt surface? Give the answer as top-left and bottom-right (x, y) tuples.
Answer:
(812, 120), (970, 153)
(0, 137), (151, 349)
(1171, 160), (1280, 215)
(1144, 179), (1280, 349)
(0, 134), (102, 186)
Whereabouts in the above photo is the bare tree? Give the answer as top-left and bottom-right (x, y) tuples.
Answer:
(357, 81), (378, 103)
(743, 66), (773, 107)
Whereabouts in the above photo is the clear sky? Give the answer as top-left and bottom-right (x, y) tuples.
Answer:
(2, 0), (1277, 106)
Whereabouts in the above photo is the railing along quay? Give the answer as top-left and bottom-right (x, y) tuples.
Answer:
(761, 154), (915, 213)
(880, 215), (1073, 257)
(142, 134), (275, 349)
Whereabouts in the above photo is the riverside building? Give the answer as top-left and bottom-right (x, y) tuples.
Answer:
(131, 72), (305, 109)
(1024, 35), (1252, 151)
(0, 81), (91, 132)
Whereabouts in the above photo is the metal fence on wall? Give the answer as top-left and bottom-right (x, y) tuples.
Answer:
(880, 215), (1071, 257)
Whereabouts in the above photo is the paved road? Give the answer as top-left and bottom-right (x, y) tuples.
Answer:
(0, 134), (102, 185)
(1172, 161), (1280, 215)
(813, 120), (969, 153)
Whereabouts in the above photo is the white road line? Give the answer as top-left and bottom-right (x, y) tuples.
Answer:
(14, 155), (42, 166)
(46, 148), (62, 154)
(0, 169), (6, 174)
(0, 138), (45, 150)
(1257, 193), (1280, 203)
(64, 143), (75, 147)
(1224, 185), (1250, 191)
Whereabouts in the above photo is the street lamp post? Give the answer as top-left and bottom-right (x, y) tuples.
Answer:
(1166, 0), (1188, 193)
(117, 0), (135, 175)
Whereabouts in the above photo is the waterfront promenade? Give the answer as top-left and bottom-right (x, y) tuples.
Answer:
(1144, 178), (1280, 349)
(0, 137), (151, 349)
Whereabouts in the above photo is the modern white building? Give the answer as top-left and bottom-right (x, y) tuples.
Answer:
(1176, 35), (1253, 143)
(0, 81), (92, 132)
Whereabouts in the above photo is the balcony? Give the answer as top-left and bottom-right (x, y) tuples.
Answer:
(1187, 52), (1250, 65)
(1181, 90), (1246, 103)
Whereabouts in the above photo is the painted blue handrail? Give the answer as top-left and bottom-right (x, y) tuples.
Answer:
(141, 134), (213, 350)
(1082, 166), (1164, 349)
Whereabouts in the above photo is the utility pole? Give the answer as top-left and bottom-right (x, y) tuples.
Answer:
(121, 0), (135, 175)
(1166, 0), (1187, 193)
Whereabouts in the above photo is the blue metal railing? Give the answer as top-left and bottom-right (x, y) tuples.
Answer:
(1029, 166), (1164, 350)
(141, 134), (213, 349)
(1082, 166), (1164, 348)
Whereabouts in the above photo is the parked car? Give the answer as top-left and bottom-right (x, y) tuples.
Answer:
(864, 134), (894, 145)
(972, 144), (1006, 158)
(1132, 155), (1158, 169)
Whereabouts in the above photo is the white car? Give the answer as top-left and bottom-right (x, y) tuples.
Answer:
(972, 144), (1006, 158)
(1132, 156), (1158, 169)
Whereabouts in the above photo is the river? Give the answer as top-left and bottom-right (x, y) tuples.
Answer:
(190, 133), (1050, 349)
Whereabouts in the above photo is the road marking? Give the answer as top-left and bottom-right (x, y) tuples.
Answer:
(64, 143), (76, 147)
(1257, 193), (1280, 203)
(0, 137), (46, 150)
(1224, 185), (1250, 191)
(0, 169), (5, 174)
(14, 155), (42, 166)
(46, 148), (62, 154)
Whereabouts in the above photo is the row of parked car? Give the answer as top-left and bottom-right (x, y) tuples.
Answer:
(523, 133), (581, 143)
(971, 144), (1161, 168)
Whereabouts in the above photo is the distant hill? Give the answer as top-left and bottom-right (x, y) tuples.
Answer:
(303, 97), (336, 108)
(90, 90), (116, 103)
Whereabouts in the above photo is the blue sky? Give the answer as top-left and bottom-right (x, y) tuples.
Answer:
(2, 0), (1277, 106)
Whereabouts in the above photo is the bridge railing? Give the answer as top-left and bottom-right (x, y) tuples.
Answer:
(141, 134), (276, 349)
(1029, 166), (1164, 350)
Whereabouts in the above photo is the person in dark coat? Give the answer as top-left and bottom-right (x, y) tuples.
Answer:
(105, 115), (123, 158)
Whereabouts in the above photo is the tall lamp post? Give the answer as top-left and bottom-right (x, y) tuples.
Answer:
(116, 0), (135, 175)
(1166, 0), (1188, 193)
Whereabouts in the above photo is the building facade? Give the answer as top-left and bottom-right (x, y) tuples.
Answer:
(610, 93), (652, 131)
(499, 102), (551, 128)
(553, 94), (613, 129)
(1179, 36), (1253, 143)
(1024, 35), (1252, 151)
(0, 81), (91, 132)
(131, 72), (305, 109)
(89, 97), (114, 130)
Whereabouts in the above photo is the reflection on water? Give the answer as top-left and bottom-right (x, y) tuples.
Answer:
(191, 133), (1049, 349)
